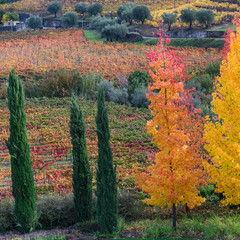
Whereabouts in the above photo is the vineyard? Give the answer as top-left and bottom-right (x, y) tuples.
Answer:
(0, 97), (155, 198)
(0, 0), (239, 24)
(0, 29), (220, 80)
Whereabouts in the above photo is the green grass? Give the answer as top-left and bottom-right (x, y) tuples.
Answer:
(138, 38), (224, 49)
(208, 23), (236, 32)
(84, 30), (105, 41)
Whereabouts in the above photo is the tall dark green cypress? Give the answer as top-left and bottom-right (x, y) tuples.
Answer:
(6, 70), (37, 233)
(96, 88), (118, 234)
(70, 94), (92, 222)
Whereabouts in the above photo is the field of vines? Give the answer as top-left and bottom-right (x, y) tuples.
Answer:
(0, 0), (239, 23)
(0, 29), (220, 80)
(0, 97), (154, 198)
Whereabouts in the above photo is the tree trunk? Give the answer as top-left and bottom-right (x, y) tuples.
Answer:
(173, 204), (177, 231)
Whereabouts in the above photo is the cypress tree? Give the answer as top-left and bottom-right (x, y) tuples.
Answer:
(96, 88), (118, 234)
(70, 94), (93, 222)
(6, 70), (37, 233)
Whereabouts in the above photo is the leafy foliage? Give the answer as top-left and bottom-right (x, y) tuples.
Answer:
(96, 88), (118, 233)
(162, 12), (177, 31)
(27, 15), (42, 30)
(62, 11), (78, 28)
(196, 9), (215, 28)
(134, 27), (206, 228)
(204, 18), (240, 206)
(132, 5), (151, 24)
(47, 1), (62, 18)
(180, 8), (197, 29)
(117, 2), (135, 25)
(70, 95), (93, 222)
(75, 3), (88, 14)
(6, 70), (37, 233)
(87, 2), (103, 16)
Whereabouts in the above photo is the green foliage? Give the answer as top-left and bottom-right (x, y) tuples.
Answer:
(180, 8), (197, 29)
(70, 94), (93, 222)
(28, 235), (66, 240)
(27, 15), (42, 30)
(127, 70), (150, 100)
(96, 88), (118, 233)
(102, 24), (129, 41)
(6, 70), (37, 233)
(87, 2), (103, 16)
(198, 184), (219, 204)
(90, 16), (115, 32)
(75, 3), (88, 14)
(0, 9), (5, 20)
(131, 87), (150, 108)
(205, 61), (220, 77)
(117, 3), (135, 25)
(162, 12), (177, 31)
(196, 9), (215, 28)
(0, 0), (7, 4)
(62, 11), (78, 28)
(6, 12), (19, 21)
(47, 1), (62, 18)
(132, 5), (151, 24)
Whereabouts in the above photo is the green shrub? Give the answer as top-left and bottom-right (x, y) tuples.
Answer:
(131, 87), (150, 108)
(61, 11), (78, 28)
(205, 61), (221, 77)
(27, 15), (43, 30)
(127, 70), (150, 100)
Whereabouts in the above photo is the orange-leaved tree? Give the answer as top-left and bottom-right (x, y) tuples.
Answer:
(204, 16), (240, 206)
(134, 24), (206, 230)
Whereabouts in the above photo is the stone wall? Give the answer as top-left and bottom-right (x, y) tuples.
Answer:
(166, 30), (225, 38)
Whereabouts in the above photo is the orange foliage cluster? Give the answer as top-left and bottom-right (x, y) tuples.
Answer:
(0, 29), (220, 81)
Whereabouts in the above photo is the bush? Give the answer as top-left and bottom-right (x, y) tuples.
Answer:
(0, 9), (5, 21)
(127, 70), (150, 99)
(162, 12), (177, 31)
(205, 61), (220, 77)
(27, 15), (42, 30)
(196, 9), (215, 28)
(75, 3), (88, 15)
(47, 1), (62, 18)
(180, 8), (197, 29)
(91, 16), (115, 32)
(87, 2), (103, 17)
(131, 87), (150, 108)
(5, 12), (19, 21)
(132, 5), (151, 24)
(62, 11), (78, 28)
(102, 24), (128, 41)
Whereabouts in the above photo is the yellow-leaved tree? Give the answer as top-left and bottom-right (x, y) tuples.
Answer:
(204, 18), (240, 205)
(134, 25), (206, 230)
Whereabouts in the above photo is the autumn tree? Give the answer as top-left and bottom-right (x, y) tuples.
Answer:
(6, 70), (37, 233)
(70, 94), (93, 222)
(204, 17), (240, 205)
(96, 88), (118, 234)
(134, 27), (206, 230)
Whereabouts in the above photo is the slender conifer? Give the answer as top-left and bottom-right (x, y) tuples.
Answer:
(70, 94), (92, 222)
(96, 88), (118, 234)
(6, 69), (37, 233)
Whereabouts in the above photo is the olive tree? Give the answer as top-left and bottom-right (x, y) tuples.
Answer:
(62, 11), (78, 28)
(132, 5), (151, 24)
(180, 8), (196, 29)
(196, 9), (215, 28)
(47, 1), (62, 18)
(162, 12), (177, 31)
(75, 3), (88, 15)
(87, 2), (103, 16)
(27, 15), (42, 30)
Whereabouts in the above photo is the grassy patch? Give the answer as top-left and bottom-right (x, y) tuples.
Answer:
(137, 38), (224, 49)
(208, 23), (236, 32)
(84, 30), (105, 41)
